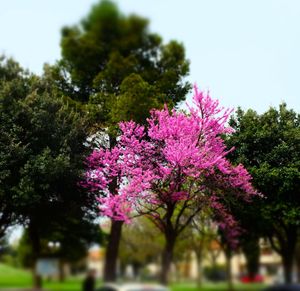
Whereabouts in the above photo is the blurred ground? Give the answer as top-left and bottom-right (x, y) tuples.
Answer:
(0, 263), (266, 291)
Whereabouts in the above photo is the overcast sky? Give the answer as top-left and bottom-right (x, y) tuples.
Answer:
(1, 0), (300, 113)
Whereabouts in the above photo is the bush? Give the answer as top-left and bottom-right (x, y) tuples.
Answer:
(203, 265), (227, 282)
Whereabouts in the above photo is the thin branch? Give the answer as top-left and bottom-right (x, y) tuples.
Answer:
(177, 205), (203, 235)
(174, 200), (189, 233)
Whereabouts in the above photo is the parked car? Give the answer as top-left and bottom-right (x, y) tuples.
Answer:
(96, 283), (169, 291)
(263, 284), (300, 291)
(240, 274), (264, 283)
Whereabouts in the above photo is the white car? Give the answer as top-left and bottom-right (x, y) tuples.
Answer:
(96, 283), (169, 291)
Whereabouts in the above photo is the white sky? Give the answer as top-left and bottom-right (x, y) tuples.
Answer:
(1, 0), (300, 113)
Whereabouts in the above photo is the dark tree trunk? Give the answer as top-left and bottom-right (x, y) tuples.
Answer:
(295, 242), (300, 283)
(119, 261), (126, 279)
(225, 250), (234, 291)
(297, 258), (300, 284)
(132, 262), (141, 280)
(103, 135), (123, 283)
(268, 225), (298, 284)
(59, 260), (65, 282)
(242, 235), (260, 280)
(281, 228), (297, 284)
(160, 235), (176, 285)
(28, 220), (42, 290)
(282, 253), (294, 284)
(104, 219), (124, 282)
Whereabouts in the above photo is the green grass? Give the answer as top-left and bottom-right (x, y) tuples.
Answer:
(44, 278), (82, 291)
(0, 263), (266, 291)
(0, 263), (32, 287)
(171, 282), (265, 291)
(0, 263), (82, 290)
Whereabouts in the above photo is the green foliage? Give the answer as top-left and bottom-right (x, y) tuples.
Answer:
(227, 104), (300, 255)
(110, 73), (159, 124)
(57, 0), (190, 128)
(0, 56), (101, 264)
(0, 57), (33, 236)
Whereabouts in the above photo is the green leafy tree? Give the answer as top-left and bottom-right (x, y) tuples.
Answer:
(227, 105), (300, 283)
(55, 0), (191, 281)
(17, 218), (102, 281)
(57, 0), (190, 108)
(0, 57), (99, 288)
(0, 56), (32, 237)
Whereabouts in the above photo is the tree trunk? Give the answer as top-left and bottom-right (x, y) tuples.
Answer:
(160, 235), (176, 285)
(195, 252), (203, 287)
(297, 258), (300, 284)
(242, 235), (260, 280)
(104, 219), (124, 282)
(280, 227), (297, 284)
(225, 250), (233, 291)
(132, 262), (141, 280)
(295, 242), (300, 283)
(28, 220), (42, 290)
(59, 260), (65, 282)
(282, 253), (294, 284)
(104, 134), (123, 283)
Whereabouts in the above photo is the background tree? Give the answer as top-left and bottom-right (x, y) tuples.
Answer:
(0, 57), (31, 237)
(119, 217), (163, 280)
(17, 218), (102, 281)
(227, 105), (300, 283)
(188, 211), (218, 287)
(55, 0), (191, 281)
(57, 0), (190, 107)
(0, 58), (99, 288)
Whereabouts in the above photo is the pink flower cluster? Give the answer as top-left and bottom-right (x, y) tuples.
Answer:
(83, 85), (257, 232)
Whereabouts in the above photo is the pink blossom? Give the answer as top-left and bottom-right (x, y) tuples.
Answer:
(82, 85), (258, 239)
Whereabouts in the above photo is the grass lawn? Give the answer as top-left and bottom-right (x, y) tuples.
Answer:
(0, 264), (82, 290)
(171, 282), (265, 291)
(0, 263), (32, 287)
(0, 263), (266, 291)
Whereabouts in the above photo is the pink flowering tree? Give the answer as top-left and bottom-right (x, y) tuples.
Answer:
(83, 86), (257, 284)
